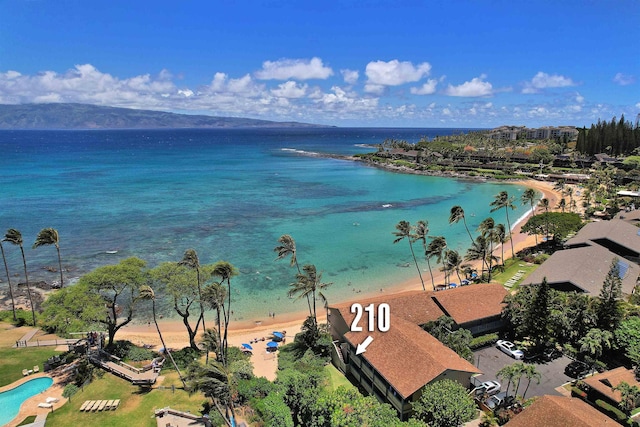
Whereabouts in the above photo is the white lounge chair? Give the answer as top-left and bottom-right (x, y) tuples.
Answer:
(45, 397), (59, 403)
(38, 402), (53, 408)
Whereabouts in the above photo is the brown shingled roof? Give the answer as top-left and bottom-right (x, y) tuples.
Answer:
(344, 315), (481, 398)
(584, 367), (640, 403)
(565, 218), (640, 255)
(504, 395), (616, 427)
(330, 290), (445, 327)
(431, 283), (507, 325)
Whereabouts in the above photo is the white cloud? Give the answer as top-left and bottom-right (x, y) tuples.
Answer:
(444, 75), (493, 97)
(523, 71), (576, 93)
(365, 60), (431, 89)
(410, 79), (438, 95)
(341, 69), (359, 85)
(613, 73), (636, 86)
(209, 73), (264, 96)
(575, 92), (584, 103)
(254, 57), (333, 80)
(636, 102), (640, 109)
(270, 81), (308, 98)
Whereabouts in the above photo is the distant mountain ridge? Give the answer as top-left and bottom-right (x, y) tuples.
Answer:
(0, 103), (329, 129)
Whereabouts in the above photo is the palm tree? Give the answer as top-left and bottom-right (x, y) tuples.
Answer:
(490, 191), (517, 259)
(478, 218), (497, 281)
(393, 220), (425, 291)
(426, 236), (447, 286)
(521, 188), (538, 245)
(138, 285), (185, 388)
(579, 328), (613, 363)
(566, 187), (575, 212)
(465, 235), (489, 279)
(274, 234), (301, 274)
(288, 264), (332, 326)
(3, 229), (35, 325)
(0, 241), (17, 321)
(497, 364), (519, 396)
(540, 198), (550, 241)
(202, 282), (227, 364)
(188, 361), (236, 427)
(557, 198), (567, 213)
(449, 205), (474, 244)
(613, 381), (640, 415)
(212, 261), (237, 367)
(445, 249), (464, 284)
(33, 228), (64, 288)
(412, 220), (435, 290)
(495, 223), (507, 266)
(521, 364), (542, 399)
(179, 249), (206, 332)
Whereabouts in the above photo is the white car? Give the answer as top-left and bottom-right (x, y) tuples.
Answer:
(496, 340), (524, 359)
(481, 380), (501, 395)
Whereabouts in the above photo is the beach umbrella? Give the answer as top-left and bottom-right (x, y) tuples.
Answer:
(241, 343), (253, 350)
(266, 341), (278, 348)
(273, 332), (284, 339)
(449, 283), (458, 288)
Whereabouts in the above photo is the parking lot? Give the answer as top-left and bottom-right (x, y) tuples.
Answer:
(473, 346), (575, 398)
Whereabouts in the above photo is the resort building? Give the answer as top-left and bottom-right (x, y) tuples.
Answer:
(524, 218), (640, 295)
(583, 367), (640, 409)
(503, 395), (616, 427)
(488, 126), (578, 141)
(327, 284), (507, 419)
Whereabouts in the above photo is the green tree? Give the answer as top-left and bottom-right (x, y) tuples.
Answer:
(597, 259), (624, 332)
(212, 261), (238, 366)
(526, 278), (551, 346)
(497, 363), (523, 396)
(413, 220), (435, 290)
(490, 191), (517, 258)
(274, 234), (301, 274)
(0, 240), (17, 321)
(150, 262), (204, 350)
(579, 328), (613, 362)
(33, 227), (64, 288)
(449, 205), (474, 244)
(138, 285), (185, 388)
(255, 393), (294, 427)
(495, 223), (507, 266)
(465, 235), (489, 280)
(3, 229), (36, 325)
(614, 316), (640, 363)
(289, 264), (332, 328)
(427, 236), (447, 286)
(202, 282), (227, 363)
(179, 249), (206, 333)
(478, 218), (497, 281)
(62, 384), (79, 401)
(521, 364), (541, 399)
(520, 212), (583, 242)
(411, 379), (476, 427)
(393, 220), (425, 291)
(188, 360), (236, 427)
(613, 381), (640, 415)
(557, 198), (567, 213)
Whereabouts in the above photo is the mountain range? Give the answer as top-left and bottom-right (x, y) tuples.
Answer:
(0, 103), (328, 129)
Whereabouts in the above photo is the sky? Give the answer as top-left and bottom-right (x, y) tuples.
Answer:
(0, 0), (638, 127)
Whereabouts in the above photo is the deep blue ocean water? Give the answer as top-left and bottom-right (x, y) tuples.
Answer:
(0, 128), (533, 321)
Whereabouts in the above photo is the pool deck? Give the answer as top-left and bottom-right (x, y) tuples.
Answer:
(1, 365), (73, 427)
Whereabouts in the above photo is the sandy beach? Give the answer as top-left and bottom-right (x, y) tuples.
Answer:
(115, 178), (567, 378)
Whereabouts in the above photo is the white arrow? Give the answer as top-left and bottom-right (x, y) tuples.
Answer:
(356, 336), (374, 355)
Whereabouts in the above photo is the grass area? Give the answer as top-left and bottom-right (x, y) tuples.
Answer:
(0, 346), (62, 386)
(491, 258), (539, 291)
(0, 322), (33, 347)
(46, 372), (207, 427)
(16, 415), (37, 426)
(323, 364), (354, 392)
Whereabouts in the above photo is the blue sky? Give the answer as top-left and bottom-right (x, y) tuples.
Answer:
(0, 0), (638, 127)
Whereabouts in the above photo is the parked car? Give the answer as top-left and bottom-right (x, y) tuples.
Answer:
(543, 347), (562, 361)
(496, 340), (524, 360)
(485, 391), (515, 410)
(564, 360), (590, 378)
(472, 379), (502, 397)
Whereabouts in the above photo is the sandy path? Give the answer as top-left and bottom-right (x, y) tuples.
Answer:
(117, 179), (566, 378)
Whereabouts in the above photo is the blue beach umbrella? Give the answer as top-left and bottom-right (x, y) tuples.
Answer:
(273, 332), (284, 339)
(241, 343), (253, 350)
(266, 341), (278, 348)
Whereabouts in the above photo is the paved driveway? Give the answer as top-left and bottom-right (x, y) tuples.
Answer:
(473, 346), (574, 398)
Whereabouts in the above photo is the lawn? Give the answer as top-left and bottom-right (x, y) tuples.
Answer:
(323, 364), (354, 392)
(0, 346), (63, 386)
(491, 258), (539, 291)
(46, 372), (207, 427)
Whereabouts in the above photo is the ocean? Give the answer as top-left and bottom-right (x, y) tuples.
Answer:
(0, 128), (533, 321)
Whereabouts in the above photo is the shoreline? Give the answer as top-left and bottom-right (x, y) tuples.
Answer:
(119, 178), (563, 347)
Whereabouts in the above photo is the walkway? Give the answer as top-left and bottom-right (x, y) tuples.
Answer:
(13, 328), (78, 348)
(89, 350), (159, 386)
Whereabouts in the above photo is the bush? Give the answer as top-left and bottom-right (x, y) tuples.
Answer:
(470, 333), (499, 349)
(62, 384), (79, 400)
(596, 399), (627, 422)
(570, 386), (587, 399)
(254, 393), (294, 427)
(236, 377), (278, 405)
(126, 345), (156, 362)
(533, 253), (549, 264)
(170, 347), (201, 370)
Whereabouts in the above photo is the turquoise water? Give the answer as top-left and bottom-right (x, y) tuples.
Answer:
(0, 376), (53, 426)
(0, 128), (532, 321)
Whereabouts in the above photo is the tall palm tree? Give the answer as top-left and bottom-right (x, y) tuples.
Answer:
(288, 264), (332, 326)
(0, 241), (17, 321)
(393, 220), (425, 291)
(202, 282), (227, 364)
(212, 261), (237, 367)
(495, 223), (507, 266)
(445, 249), (464, 284)
(426, 236), (447, 287)
(521, 364), (542, 399)
(139, 285), (185, 388)
(449, 205), (474, 244)
(33, 227), (64, 288)
(478, 218), (497, 281)
(188, 361), (236, 427)
(557, 198), (567, 213)
(274, 234), (301, 274)
(179, 249), (206, 332)
(540, 198), (550, 241)
(3, 229), (35, 325)
(613, 381), (640, 415)
(465, 235), (489, 278)
(521, 188), (538, 245)
(566, 186), (575, 212)
(413, 220), (435, 290)
(497, 364), (519, 396)
(490, 191), (517, 258)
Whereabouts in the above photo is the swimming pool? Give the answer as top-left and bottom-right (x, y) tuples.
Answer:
(0, 376), (53, 426)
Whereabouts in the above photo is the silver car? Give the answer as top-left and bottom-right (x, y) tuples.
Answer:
(496, 340), (524, 360)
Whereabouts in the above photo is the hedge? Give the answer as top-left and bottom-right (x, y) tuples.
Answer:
(595, 399), (627, 423)
(470, 333), (499, 350)
(570, 387), (587, 399)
